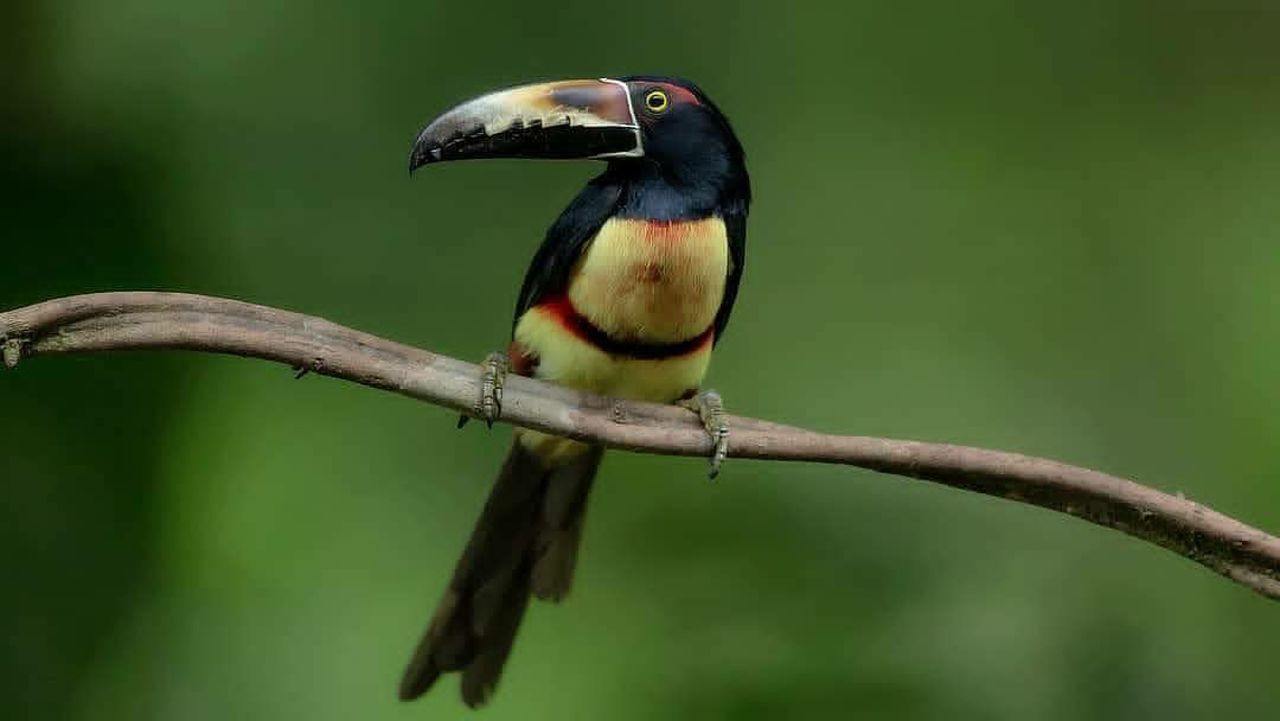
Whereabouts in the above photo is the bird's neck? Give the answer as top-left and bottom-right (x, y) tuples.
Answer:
(607, 159), (745, 222)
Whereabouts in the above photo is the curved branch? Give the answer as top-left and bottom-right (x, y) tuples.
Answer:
(3, 292), (1278, 600)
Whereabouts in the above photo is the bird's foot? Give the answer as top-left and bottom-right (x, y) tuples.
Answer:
(457, 351), (510, 429)
(680, 389), (729, 479)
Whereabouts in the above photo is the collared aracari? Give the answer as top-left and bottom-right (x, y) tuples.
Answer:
(400, 77), (751, 707)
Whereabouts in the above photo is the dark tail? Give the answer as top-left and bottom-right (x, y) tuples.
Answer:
(398, 439), (603, 707)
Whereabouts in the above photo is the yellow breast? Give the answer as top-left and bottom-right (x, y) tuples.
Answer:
(567, 217), (728, 344)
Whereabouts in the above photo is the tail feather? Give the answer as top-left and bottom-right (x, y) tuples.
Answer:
(398, 439), (602, 706)
(533, 448), (602, 601)
(461, 571), (532, 706)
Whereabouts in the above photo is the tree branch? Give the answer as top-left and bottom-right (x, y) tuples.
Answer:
(3, 292), (1278, 600)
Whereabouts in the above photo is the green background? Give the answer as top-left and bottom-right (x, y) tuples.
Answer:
(4, 2), (1278, 719)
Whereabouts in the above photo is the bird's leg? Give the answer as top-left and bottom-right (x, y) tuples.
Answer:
(457, 351), (511, 429)
(680, 389), (730, 479)
(458, 342), (538, 430)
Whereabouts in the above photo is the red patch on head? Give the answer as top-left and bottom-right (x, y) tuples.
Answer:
(657, 82), (701, 107)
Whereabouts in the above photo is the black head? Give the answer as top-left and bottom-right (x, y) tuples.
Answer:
(409, 76), (750, 215)
(612, 75), (750, 210)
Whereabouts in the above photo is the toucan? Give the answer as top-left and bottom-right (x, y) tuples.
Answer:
(400, 76), (751, 707)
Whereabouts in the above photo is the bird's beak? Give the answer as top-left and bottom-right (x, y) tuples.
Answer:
(409, 78), (643, 172)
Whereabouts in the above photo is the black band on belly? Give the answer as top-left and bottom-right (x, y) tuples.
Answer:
(577, 316), (713, 359)
(541, 296), (714, 360)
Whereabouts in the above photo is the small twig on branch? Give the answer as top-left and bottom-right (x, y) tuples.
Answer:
(3, 292), (1278, 600)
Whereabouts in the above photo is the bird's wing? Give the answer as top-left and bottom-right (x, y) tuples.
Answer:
(512, 177), (623, 328)
(711, 204), (748, 344)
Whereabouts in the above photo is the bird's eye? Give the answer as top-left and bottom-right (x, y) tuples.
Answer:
(644, 90), (669, 113)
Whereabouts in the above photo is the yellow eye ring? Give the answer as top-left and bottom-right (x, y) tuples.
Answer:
(644, 90), (669, 113)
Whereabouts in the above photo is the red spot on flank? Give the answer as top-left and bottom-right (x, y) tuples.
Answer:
(506, 340), (539, 376)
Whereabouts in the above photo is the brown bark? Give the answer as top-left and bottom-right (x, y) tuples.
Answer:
(3, 292), (1278, 600)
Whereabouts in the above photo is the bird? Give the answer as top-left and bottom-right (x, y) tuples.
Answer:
(399, 76), (751, 707)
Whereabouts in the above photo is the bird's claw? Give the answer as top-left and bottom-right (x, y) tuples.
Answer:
(458, 351), (510, 429)
(682, 390), (729, 479)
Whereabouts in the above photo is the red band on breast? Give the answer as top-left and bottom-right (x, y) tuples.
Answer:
(535, 295), (713, 359)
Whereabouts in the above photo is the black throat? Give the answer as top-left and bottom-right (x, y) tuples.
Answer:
(605, 151), (750, 222)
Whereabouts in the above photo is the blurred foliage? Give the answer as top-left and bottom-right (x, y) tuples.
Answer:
(3, 1), (1279, 719)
